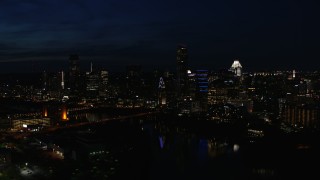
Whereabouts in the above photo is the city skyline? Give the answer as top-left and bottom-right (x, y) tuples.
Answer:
(1, 35), (320, 180)
(1, 0), (319, 72)
(0, 54), (315, 74)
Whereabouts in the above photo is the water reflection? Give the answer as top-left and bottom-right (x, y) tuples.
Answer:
(159, 136), (164, 149)
(252, 168), (275, 176)
(74, 113), (278, 179)
(207, 139), (228, 158)
(146, 121), (247, 179)
(233, 144), (240, 152)
(153, 122), (237, 159)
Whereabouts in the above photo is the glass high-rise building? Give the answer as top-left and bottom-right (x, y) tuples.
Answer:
(176, 45), (188, 98)
(68, 54), (80, 91)
(196, 70), (209, 111)
(68, 54), (85, 97)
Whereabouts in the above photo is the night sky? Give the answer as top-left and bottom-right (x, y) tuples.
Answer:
(0, 0), (319, 72)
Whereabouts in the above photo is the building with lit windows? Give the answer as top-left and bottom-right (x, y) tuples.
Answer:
(99, 70), (108, 98)
(283, 103), (320, 128)
(176, 45), (188, 98)
(158, 77), (166, 107)
(196, 70), (209, 111)
(86, 64), (100, 99)
(12, 118), (51, 131)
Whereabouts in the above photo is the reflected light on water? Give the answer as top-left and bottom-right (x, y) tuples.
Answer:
(252, 168), (275, 177)
(159, 136), (164, 149)
(207, 139), (228, 158)
(233, 144), (240, 152)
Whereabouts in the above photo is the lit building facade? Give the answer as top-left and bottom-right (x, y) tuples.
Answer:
(283, 103), (320, 128)
(86, 71), (100, 99)
(196, 70), (209, 111)
(158, 77), (166, 107)
(12, 118), (51, 130)
(99, 70), (108, 98)
(230, 60), (242, 77)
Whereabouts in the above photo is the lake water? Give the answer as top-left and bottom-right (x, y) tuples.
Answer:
(81, 112), (319, 180)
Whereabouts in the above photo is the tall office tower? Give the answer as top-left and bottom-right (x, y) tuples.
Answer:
(176, 44), (188, 98)
(68, 55), (86, 96)
(230, 60), (242, 77)
(46, 72), (64, 99)
(68, 55), (80, 92)
(196, 70), (209, 111)
(126, 65), (142, 96)
(86, 62), (99, 99)
(187, 70), (197, 99)
(100, 70), (108, 85)
(69, 55), (80, 77)
(158, 77), (166, 107)
(162, 71), (176, 109)
(86, 71), (99, 99)
(99, 69), (108, 98)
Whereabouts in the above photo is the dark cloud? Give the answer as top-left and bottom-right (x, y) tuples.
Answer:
(0, 0), (319, 72)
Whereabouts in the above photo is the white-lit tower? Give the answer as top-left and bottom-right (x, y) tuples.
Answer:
(230, 60), (242, 77)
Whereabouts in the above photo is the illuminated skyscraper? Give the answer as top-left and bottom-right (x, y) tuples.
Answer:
(158, 77), (166, 107)
(126, 65), (142, 97)
(100, 70), (108, 86)
(176, 45), (188, 98)
(99, 70), (108, 98)
(196, 70), (208, 111)
(86, 72), (99, 98)
(230, 60), (242, 77)
(83, 62), (109, 99)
